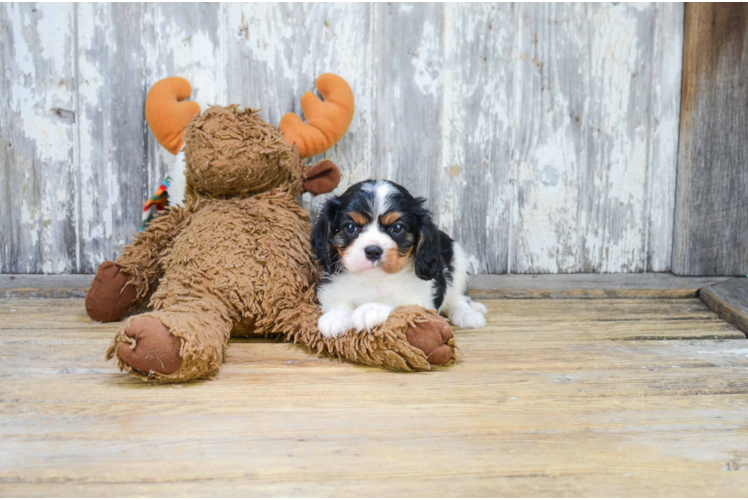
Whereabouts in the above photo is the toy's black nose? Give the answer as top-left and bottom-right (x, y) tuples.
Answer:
(365, 245), (383, 261)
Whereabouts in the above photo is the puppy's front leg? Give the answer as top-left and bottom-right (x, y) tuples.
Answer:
(351, 303), (395, 332)
(318, 305), (354, 338)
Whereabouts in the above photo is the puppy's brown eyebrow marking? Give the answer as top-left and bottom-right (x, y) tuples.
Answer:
(381, 211), (402, 226)
(349, 212), (368, 226)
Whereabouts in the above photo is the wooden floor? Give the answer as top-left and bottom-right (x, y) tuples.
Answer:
(2, 296), (748, 497)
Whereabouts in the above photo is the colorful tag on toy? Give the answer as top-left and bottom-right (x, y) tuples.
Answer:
(141, 177), (171, 230)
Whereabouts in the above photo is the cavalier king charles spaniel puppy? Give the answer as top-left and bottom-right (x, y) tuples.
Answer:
(311, 179), (487, 338)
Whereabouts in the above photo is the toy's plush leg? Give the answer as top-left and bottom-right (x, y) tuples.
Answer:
(85, 203), (197, 323)
(85, 261), (138, 323)
(277, 300), (456, 371)
(106, 295), (232, 383)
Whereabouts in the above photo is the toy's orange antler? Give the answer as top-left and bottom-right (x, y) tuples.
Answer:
(279, 74), (354, 158)
(145, 77), (201, 155)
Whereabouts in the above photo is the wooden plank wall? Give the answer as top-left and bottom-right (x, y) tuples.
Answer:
(0, 3), (683, 274)
(672, 3), (748, 276)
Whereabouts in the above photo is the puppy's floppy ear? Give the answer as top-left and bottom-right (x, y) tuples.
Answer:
(311, 196), (342, 274)
(414, 198), (441, 281)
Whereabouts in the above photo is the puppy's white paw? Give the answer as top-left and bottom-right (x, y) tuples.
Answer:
(469, 300), (488, 314)
(449, 302), (487, 329)
(351, 303), (394, 332)
(318, 308), (353, 338)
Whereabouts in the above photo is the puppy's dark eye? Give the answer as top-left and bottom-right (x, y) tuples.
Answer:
(344, 222), (359, 236)
(390, 223), (405, 235)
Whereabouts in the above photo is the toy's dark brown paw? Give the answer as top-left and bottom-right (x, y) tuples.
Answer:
(85, 261), (137, 322)
(405, 313), (454, 365)
(118, 316), (183, 375)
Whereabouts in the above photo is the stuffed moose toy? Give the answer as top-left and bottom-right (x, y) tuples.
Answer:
(85, 74), (456, 382)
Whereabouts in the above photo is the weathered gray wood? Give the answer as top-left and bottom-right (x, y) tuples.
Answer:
(647, 3), (684, 272)
(0, 3), (78, 273)
(435, 3), (515, 274)
(583, 3), (662, 273)
(468, 273), (731, 300)
(371, 3), (443, 199)
(509, 3), (683, 274)
(76, 3), (149, 273)
(512, 3), (588, 273)
(0, 274), (90, 298)
(225, 4), (310, 133)
(505, 3), (679, 273)
(673, 3), (748, 276)
(1, 3), (686, 274)
(700, 278), (748, 336)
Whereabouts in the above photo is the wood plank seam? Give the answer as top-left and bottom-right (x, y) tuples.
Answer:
(0, 273), (735, 300)
(699, 278), (748, 336)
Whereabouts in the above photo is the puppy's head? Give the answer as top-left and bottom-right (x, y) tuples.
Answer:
(312, 180), (440, 279)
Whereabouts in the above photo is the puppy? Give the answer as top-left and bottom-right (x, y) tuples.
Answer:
(311, 179), (487, 338)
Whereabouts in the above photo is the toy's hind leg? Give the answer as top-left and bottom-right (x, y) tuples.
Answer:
(276, 300), (457, 371)
(106, 295), (232, 383)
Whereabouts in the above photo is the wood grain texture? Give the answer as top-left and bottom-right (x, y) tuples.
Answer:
(1, 297), (742, 340)
(1, 296), (747, 496)
(512, 2), (588, 274)
(511, 3), (684, 274)
(76, 3), (149, 273)
(371, 3), (443, 195)
(468, 273), (731, 300)
(583, 3), (658, 273)
(647, 2), (684, 272)
(0, 3), (78, 274)
(436, 3), (515, 273)
(0, 274), (90, 298)
(673, 3), (748, 276)
(1, 3), (684, 274)
(700, 278), (748, 335)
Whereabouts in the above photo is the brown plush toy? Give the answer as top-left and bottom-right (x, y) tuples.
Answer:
(85, 74), (456, 382)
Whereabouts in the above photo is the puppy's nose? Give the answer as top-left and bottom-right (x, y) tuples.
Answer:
(364, 245), (383, 261)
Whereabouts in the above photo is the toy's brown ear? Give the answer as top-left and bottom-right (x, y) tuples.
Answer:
(145, 77), (201, 155)
(303, 159), (341, 195)
(279, 74), (354, 158)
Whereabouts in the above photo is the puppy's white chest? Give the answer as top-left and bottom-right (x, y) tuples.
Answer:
(318, 269), (434, 312)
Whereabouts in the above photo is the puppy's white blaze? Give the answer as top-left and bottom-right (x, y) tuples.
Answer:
(374, 181), (395, 217)
(341, 221), (396, 274)
(362, 180), (395, 219)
